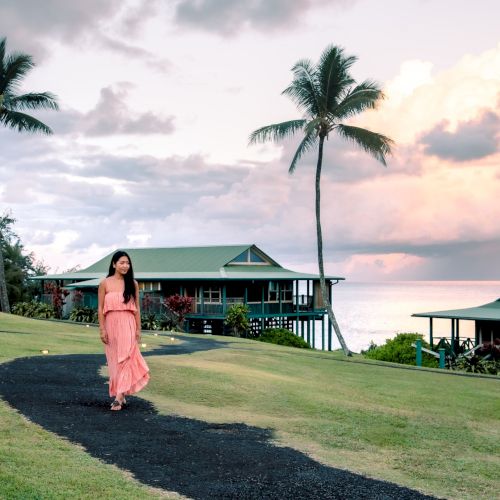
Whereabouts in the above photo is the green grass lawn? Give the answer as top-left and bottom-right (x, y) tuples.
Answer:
(1, 312), (499, 499)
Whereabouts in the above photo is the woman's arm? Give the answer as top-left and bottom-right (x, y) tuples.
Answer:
(97, 280), (108, 344)
(134, 281), (141, 341)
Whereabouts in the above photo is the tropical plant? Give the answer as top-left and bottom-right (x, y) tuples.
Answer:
(1, 213), (48, 306)
(11, 301), (55, 319)
(164, 294), (193, 331)
(69, 306), (97, 324)
(258, 328), (310, 349)
(141, 313), (159, 331)
(44, 282), (69, 319)
(249, 45), (394, 356)
(0, 37), (59, 313)
(224, 303), (250, 337)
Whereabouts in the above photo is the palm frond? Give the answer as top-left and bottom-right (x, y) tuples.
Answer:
(248, 119), (306, 145)
(0, 38), (6, 72)
(288, 131), (318, 174)
(1, 53), (34, 94)
(282, 59), (320, 115)
(7, 92), (59, 111)
(333, 80), (384, 120)
(318, 45), (356, 111)
(0, 110), (53, 135)
(335, 124), (394, 166)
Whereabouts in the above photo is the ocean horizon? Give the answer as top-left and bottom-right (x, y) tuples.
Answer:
(315, 280), (500, 353)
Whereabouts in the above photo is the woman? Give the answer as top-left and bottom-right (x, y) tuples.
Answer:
(98, 251), (150, 411)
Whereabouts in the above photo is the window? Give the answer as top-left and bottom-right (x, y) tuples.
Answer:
(138, 281), (161, 292)
(203, 287), (221, 303)
(268, 282), (278, 302)
(268, 282), (293, 302)
(281, 283), (293, 302)
(228, 248), (270, 265)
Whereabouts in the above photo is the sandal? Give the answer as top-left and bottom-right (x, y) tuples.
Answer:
(110, 400), (123, 411)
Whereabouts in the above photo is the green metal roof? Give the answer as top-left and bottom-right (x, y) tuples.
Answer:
(83, 245), (268, 273)
(412, 299), (500, 321)
(34, 245), (345, 283)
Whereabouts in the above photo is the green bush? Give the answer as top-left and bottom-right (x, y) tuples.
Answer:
(11, 301), (55, 319)
(225, 304), (250, 337)
(363, 333), (438, 367)
(69, 306), (97, 323)
(141, 313), (159, 331)
(257, 328), (310, 349)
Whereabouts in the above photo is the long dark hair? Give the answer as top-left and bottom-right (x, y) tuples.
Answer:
(107, 251), (136, 304)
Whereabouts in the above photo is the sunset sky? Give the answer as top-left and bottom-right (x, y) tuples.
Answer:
(1, 0), (499, 280)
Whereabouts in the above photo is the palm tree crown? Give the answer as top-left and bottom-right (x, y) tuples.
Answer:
(249, 45), (394, 356)
(249, 45), (393, 170)
(0, 37), (59, 135)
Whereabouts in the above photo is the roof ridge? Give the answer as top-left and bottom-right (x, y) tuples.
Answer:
(117, 244), (253, 251)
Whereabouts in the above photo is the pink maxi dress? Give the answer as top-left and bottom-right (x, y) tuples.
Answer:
(103, 291), (150, 397)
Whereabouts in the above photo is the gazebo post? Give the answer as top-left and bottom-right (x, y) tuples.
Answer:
(451, 319), (455, 355)
(429, 317), (434, 348)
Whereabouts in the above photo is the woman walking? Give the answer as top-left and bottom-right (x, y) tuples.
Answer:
(98, 251), (150, 411)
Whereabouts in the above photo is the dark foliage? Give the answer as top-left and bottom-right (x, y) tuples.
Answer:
(258, 328), (311, 349)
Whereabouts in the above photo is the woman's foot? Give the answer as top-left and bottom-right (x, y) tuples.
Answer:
(110, 399), (123, 411)
(110, 393), (125, 411)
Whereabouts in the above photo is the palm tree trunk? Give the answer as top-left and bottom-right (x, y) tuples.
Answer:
(0, 231), (10, 313)
(315, 135), (350, 356)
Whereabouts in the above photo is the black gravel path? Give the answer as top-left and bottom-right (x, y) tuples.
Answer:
(0, 336), (439, 499)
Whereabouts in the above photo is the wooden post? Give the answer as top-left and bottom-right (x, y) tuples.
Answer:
(200, 286), (204, 315)
(222, 285), (227, 315)
(307, 317), (310, 344)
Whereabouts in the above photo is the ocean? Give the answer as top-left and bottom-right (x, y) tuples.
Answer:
(317, 281), (500, 353)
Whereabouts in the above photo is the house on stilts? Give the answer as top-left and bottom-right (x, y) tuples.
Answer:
(34, 245), (344, 350)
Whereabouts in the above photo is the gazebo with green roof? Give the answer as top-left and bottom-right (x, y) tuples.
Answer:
(412, 299), (500, 354)
(35, 245), (344, 350)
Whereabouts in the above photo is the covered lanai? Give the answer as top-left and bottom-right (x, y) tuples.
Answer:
(412, 298), (500, 353)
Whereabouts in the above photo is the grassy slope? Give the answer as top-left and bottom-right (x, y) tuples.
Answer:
(1, 312), (499, 499)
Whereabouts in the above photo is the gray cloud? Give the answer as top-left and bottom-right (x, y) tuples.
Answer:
(1, 0), (166, 67)
(174, 0), (351, 35)
(273, 133), (420, 185)
(420, 111), (500, 162)
(42, 84), (175, 137)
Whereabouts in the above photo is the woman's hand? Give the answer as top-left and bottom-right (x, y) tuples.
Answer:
(100, 331), (108, 344)
(135, 328), (141, 343)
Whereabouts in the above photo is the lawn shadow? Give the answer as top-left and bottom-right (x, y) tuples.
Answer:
(0, 336), (437, 499)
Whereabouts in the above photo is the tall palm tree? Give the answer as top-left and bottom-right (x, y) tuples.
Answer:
(249, 45), (394, 356)
(0, 37), (58, 313)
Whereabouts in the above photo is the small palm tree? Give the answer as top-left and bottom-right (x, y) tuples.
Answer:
(0, 37), (58, 312)
(250, 45), (394, 356)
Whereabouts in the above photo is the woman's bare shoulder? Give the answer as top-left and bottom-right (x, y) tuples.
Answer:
(99, 277), (109, 289)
